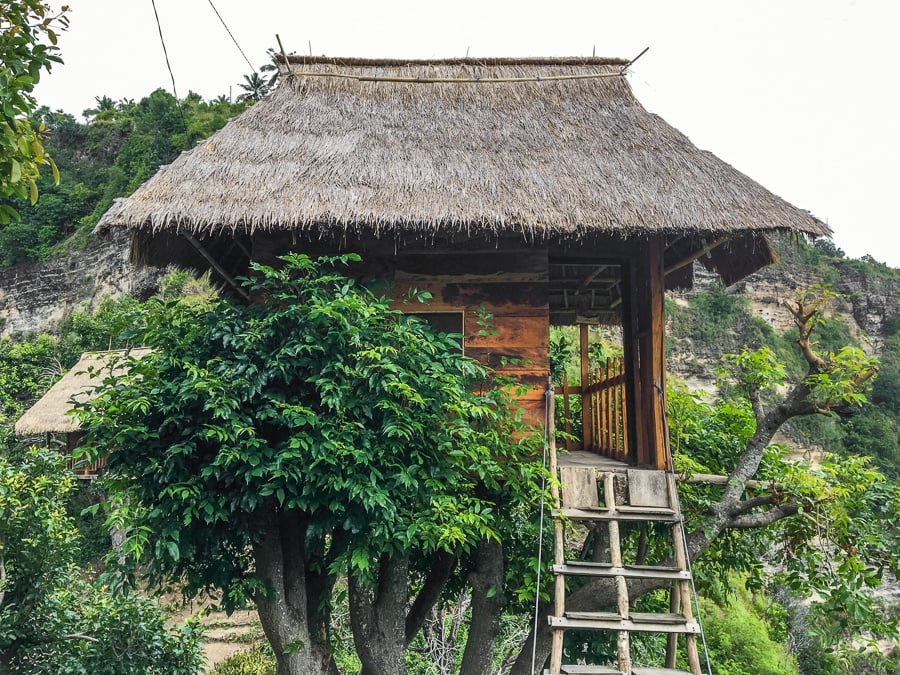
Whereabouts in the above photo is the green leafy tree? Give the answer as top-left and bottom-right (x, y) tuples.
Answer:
(0, 446), (205, 673)
(0, 1), (67, 222)
(77, 254), (543, 675)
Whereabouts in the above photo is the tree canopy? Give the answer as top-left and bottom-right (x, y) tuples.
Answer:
(0, 1), (67, 222)
(77, 254), (544, 674)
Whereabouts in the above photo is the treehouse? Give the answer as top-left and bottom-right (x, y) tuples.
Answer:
(14, 349), (151, 478)
(96, 57), (826, 674)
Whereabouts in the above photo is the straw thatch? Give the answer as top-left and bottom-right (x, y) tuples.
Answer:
(97, 57), (828, 241)
(14, 348), (151, 435)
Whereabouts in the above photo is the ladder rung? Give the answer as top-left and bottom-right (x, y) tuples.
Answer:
(553, 507), (681, 523)
(543, 667), (696, 675)
(550, 612), (701, 633)
(553, 562), (691, 580)
(543, 667), (623, 674)
(544, 665), (691, 675)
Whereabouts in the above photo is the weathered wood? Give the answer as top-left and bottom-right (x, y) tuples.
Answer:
(580, 324), (591, 451)
(549, 614), (700, 634)
(666, 472), (703, 675)
(549, 385), (567, 675)
(560, 467), (599, 509)
(553, 507), (679, 523)
(464, 347), (548, 371)
(552, 562), (691, 580)
(633, 236), (667, 468)
(627, 469), (670, 508)
(390, 282), (549, 316)
(562, 372), (575, 454)
(394, 250), (548, 283)
(465, 315), (550, 348)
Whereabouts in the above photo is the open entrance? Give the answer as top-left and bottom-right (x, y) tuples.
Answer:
(549, 259), (634, 463)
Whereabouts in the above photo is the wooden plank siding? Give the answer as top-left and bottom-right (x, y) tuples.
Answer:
(391, 248), (550, 428)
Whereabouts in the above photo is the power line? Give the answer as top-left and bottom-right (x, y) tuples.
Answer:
(206, 0), (256, 74)
(150, 0), (181, 101)
(149, 0), (189, 137)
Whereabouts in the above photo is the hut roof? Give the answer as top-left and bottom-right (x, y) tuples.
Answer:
(97, 57), (828, 241)
(14, 348), (151, 435)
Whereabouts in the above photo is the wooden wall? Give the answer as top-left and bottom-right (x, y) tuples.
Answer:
(251, 233), (551, 429)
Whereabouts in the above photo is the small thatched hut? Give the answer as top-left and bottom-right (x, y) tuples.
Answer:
(14, 348), (151, 478)
(97, 57), (827, 469)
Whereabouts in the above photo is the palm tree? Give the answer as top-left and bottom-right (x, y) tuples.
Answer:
(236, 72), (270, 102)
(83, 95), (116, 122)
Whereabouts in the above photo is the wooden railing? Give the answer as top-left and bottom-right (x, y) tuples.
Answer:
(65, 454), (105, 479)
(558, 357), (629, 461)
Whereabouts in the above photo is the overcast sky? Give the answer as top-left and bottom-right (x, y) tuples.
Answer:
(34, 0), (900, 267)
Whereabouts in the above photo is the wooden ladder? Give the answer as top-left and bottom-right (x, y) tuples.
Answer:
(545, 465), (704, 675)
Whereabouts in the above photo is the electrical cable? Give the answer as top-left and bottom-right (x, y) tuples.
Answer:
(149, 0), (189, 137)
(206, 0), (256, 74)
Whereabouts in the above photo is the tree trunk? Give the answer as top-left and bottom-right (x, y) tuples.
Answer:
(349, 554), (409, 675)
(459, 538), (505, 674)
(252, 506), (334, 675)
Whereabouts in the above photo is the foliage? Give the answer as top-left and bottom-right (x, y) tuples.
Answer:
(0, 445), (78, 631)
(695, 581), (799, 675)
(77, 254), (544, 669)
(0, 0), (67, 222)
(237, 72), (271, 102)
(0, 446), (204, 673)
(211, 645), (275, 675)
(667, 282), (764, 354)
(668, 373), (900, 649)
(0, 91), (246, 266)
(0, 332), (59, 446)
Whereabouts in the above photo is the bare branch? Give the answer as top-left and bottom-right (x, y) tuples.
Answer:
(729, 494), (777, 516)
(60, 633), (102, 644)
(0, 552), (6, 609)
(728, 504), (800, 529)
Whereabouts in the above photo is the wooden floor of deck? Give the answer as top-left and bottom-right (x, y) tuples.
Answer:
(557, 450), (632, 471)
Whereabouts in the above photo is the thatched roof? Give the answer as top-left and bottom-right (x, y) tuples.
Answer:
(14, 349), (151, 435)
(97, 57), (827, 241)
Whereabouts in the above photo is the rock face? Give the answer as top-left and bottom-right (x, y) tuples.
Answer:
(736, 261), (899, 346)
(0, 230), (164, 337)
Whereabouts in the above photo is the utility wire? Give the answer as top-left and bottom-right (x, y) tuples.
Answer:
(149, 0), (189, 137)
(206, 0), (256, 74)
(150, 0), (180, 101)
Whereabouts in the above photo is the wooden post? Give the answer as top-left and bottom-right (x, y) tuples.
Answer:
(580, 323), (591, 452)
(562, 372), (574, 454)
(605, 472), (632, 673)
(633, 236), (667, 469)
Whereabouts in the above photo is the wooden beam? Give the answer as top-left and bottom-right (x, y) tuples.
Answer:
(664, 235), (730, 277)
(183, 233), (251, 302)
(577, 264), (610, 291)
(580, 323), (591, 452)
(634, 236), (667, 469)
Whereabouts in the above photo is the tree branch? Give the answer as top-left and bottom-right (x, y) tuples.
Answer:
(729, 494), (776, 516)
(727, 504), (800, 529)
(405, 550), (457, 644)
(0, 552), (6, 609)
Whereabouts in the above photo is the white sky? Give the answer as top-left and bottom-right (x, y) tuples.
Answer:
(34, 0), (900, 267)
